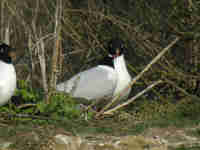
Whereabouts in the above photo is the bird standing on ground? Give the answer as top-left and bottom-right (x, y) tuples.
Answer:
(56, 38), (131, 100)
(0, 43), (16, 106)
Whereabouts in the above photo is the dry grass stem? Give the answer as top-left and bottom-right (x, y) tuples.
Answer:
(49, 0), (63, 103)
(37, 38), (48, 95)
(102, 80), (163, 115)
(17, 103), (37, 109)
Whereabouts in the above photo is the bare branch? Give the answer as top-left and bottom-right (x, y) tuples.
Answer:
(48, 0), (63, 103)
(0, 0), (6, 40)
(102, 80), (163, 115)
(37, 31), (48, 95)
(4, 23), (10, 44)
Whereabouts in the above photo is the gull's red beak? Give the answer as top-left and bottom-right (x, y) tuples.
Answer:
(9, 50), (16, 61)
(112, 48), (120, 58)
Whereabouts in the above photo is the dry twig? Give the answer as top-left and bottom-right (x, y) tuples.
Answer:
(102, 80), (163, 115)
(48, 0), (63, 103)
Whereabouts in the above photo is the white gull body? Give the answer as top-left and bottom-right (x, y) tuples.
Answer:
(56, 55), (131, 100)
(0, 61), (16, 106)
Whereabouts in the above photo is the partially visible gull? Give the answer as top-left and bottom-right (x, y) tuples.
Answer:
(56, 38), (131, 100)
(0, 43), (16, 106)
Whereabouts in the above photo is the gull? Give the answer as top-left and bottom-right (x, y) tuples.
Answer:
(0, 43), (16, 106)
(56, 38), (131, 100)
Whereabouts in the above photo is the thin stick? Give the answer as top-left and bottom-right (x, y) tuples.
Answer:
(17, 103), (36, 109)
(0, 0), (5, 40)
(37, 31), (48, 99)
(0, 113), (57, 121)
(98, 37), (180, 116)
(49, 0), (63, 103)
(102, 80), (163, 115)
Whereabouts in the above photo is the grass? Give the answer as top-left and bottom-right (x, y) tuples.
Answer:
(186, 128), (200, 138)
(1, 96), (200, 136)
(7, 80), (200, 134)
(1, 85), (200, 149)
(169, 145), (200, 150)
(0, 103), (200, 150)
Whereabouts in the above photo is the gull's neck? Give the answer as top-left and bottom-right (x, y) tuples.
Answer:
(113, 55), (131, 96)
(113, 55), (129, 76)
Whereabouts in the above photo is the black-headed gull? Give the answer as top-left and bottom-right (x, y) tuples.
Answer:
(56, 38), (131, 100)
(0, 43), (16, 106)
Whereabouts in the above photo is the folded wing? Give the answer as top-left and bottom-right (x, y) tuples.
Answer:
(56, 66), (118, 100)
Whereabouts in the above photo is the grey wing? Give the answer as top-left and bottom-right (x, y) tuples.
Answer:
(56, 66), (118, 100)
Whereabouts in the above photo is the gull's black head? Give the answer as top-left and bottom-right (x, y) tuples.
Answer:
(0, 43), (16, 64)
(107, 38), (125, 58)
(98, 38), (126, 68)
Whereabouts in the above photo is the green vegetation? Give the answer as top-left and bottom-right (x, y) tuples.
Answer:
(1, 80), (200, 136)
(170, 145), (200, 150)
(0, 80), (86, 124)
(0, 81), (200, 149)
